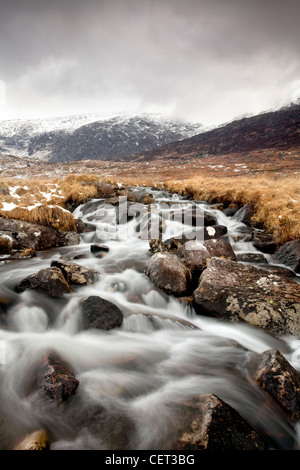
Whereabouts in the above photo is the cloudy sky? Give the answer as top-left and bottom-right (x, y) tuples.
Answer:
(0, 0), (299, 126)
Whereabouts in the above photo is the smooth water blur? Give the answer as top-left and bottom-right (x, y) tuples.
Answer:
(0, 188), (299, 450)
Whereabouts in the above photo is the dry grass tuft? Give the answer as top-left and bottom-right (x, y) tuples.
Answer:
(0, 205), (77, 232)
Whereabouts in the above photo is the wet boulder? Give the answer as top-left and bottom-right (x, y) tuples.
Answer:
(177, 240), (210, 274)
(134, 190), (155, 205)
(251, 230), (277, 254)
(25, 351), (79, 404)
(236, 252), (268, 264)
(75, 218), (86, 233)
(171, 394), (266, 450)
(179, 206), (218, 227)
(80, 295), (123, 330)
(16, 267), (73, 297)
(192, 257), (300, 335)
(90, 244), (109, 254)
(203, 238), (237, 261)
(233, 204), (255, 226)
(0, 217), (79, 257)
(248, 349), (300, 422)
(271, 240), (300, 273)
(50, 260), (99, 286)
(177, 238), (236, 279)
(189, 225), (228, 241)
(149, 237), (187, 253)
(144, 252), (192, 296)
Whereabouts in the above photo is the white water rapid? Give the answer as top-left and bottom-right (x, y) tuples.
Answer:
(0, 188), (299, 450)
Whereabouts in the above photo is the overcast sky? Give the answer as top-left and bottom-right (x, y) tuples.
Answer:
(0, 0), (299, 126)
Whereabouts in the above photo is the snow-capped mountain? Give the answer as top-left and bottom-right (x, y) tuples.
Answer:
(0, 113), (203, 162)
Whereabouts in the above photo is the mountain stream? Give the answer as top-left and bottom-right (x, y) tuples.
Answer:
(0, 188), (299, 450)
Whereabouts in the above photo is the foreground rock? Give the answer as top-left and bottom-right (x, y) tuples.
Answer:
(12, 429), (50, 451)
(144, 252), (192, 296)
(16, 267), (73, 297)
(0, 217), (80, 258)
(50, 260), (99, 286)
(80, 295), (123, 330)
(248, 349), (300, 422)
(272, 240), (300, 273)
(193, 257), (300, 335)
(171, 394), (266, 450)
(25, 351), (79, 404)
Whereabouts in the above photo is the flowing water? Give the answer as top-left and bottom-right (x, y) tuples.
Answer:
(0, 188), (299, 450)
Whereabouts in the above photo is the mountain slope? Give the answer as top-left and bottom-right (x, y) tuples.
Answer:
(0, 113), (203, 162)
(134, 104), (300, 161)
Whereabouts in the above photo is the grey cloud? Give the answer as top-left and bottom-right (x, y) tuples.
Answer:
(0, 0), (299, 124)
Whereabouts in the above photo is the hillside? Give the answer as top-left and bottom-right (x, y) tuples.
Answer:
(135, 103), (300, 161)
(0, 113), (202, 162)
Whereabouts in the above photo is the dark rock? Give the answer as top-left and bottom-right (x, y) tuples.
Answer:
(258, 264), (296, 278)
(185, 225), (228, 242)
(95, 182), (117, 198)
(75, 218), (86, 233)
(0, 217), (79, 256)
(192, 257), (300, 335)
(80, 199), (104, 216)
(177, 240), (210, 274)
(90, 244), (109, 254)
(149, 237), (186, 253)
(16, 267), (73, 297)
(272, 240), (300, 273)
(203, 238), (237, 261)
(171, 394), (266, 450)
(74, 403), (136, 450)
(233, 204), (255, 226)
(223, 204), (239, 216)
(50, 260), (99, 286)
(25, 351), (79, 404)
(236, 252), (268, 264)
(144, 252), (192, 296)
(252, 230), (277, 254)
(248, 349), (300, 422)
(80, 295), (123, 330)
(230, 225), (253, 242)
(134, 190), (155, 205)
(179, 206), (218, 227)
(177, 238), (237, 282)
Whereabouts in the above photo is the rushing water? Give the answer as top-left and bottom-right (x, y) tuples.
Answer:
(0, 188), (299, 450)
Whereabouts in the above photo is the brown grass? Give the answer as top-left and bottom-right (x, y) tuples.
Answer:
(0, 205), (77, 232)
(162, 174), (300, 245)
(1, 167), (300, 245)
